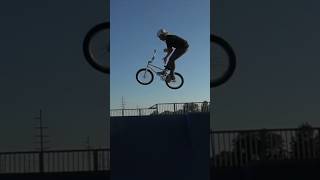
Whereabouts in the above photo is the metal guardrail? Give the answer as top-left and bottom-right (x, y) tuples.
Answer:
(211, 127), (320, 168)
(0, 148), (110, 174)
(110, 101), (210, 117)
(2, 127), (320, 172)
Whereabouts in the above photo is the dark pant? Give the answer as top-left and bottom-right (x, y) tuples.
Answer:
(166, 48), (188, 75)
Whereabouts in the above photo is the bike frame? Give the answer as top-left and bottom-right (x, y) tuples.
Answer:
(144, 49), (166, 75)
(136, 49), (184, 89)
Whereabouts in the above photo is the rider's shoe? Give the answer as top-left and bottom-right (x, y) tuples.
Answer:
(156, 71), (164, 76)
(156, 70), (166, 76)
(166, 74), (175, 82)
(171, 75), (176, 81)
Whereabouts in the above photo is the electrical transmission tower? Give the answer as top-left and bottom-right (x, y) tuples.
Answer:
(84, 136), (91, 150)
(34, 109), (50, 173)
(121, 96), (126, 109)
(121, 96), (126, 116)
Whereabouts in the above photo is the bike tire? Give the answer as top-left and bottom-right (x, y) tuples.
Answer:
(166, 72), (184, 89)
(136, 68), (154, 85)
(211, 34), (236, 88)
(83, 22), (110, 74)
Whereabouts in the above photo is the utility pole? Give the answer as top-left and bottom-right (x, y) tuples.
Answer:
(136, 105), (141, 116)
(85, 136), (91, 150)
(121, 96), (126, 109)
(85, 136), (91, 169)
(34, 109), (49, 173)
(121, 96), (126, 116)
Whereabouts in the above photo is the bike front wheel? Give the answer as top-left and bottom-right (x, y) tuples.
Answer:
(136, 68), (154, 85)
(83, 22), (110, 74)
(166, 72), (184, 89)
(211, 34), (236, 87)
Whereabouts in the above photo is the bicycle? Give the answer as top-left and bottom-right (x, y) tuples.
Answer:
(136, 49), (184, 90)
(83, 22), (110, 74)
(211, 34), (236, 88)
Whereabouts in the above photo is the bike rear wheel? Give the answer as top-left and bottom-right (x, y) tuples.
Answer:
(83, 22), (110, 74)
(211, 34), (236, 87)
(136, 68), (154, 85)
(166, 72), (184, 89)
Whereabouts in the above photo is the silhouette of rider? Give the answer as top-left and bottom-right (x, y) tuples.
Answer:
(157, 29), (189, 82)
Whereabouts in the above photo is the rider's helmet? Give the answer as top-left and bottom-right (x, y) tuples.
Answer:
(157, 28), (168, 38)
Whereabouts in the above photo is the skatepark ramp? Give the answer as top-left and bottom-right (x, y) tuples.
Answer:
(110, 112), (210, 180)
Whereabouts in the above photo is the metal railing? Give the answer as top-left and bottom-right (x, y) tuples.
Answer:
(211, 127), (320, 167)
(111, 101), (210, 117)
(0, 148), (110, 174)
(3, 127), (320, 172)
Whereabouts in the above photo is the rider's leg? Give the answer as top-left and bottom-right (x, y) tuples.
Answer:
(166, 59), (174, 74)
(167, 48), (187, 77)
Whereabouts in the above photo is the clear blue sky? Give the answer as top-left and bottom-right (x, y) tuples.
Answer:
(110, 0), (210, 109)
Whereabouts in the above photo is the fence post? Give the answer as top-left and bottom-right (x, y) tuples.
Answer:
(93, 150), (98, 172)
(156, 104), (159, 114)
(317, 129), (320, 159)
(39, 151), (44, 173)
(107, 149), (110, 170)
(210, 130), (215, 168)
(259, 129), (267, 160)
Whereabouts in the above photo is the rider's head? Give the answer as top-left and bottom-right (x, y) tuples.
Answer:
(157, 28), (168, 41)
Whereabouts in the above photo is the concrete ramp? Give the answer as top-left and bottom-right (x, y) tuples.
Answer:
(110, 112), (210, 180)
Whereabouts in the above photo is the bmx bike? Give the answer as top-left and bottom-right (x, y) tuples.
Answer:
(136, 49), (184, 90)
(211, 34), (236, 88)
(83, 22), (110, 74)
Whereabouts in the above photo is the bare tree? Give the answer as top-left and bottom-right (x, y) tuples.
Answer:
(183, 102), (199, 112)
(201, 101), (209, 112)
(290, 122), (318, 159)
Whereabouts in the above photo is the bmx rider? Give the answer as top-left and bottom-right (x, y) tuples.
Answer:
(157, 29), (189, 82)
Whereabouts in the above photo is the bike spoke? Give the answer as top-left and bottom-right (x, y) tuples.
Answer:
(137, 69), (153, 84)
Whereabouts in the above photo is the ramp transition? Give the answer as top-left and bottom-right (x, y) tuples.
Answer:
(110, 112), (210, 180)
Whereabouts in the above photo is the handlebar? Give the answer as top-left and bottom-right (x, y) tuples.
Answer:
(152, 49), (157, 57)
(147, 49), (164, 65)
(150, 49), (157, 62)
